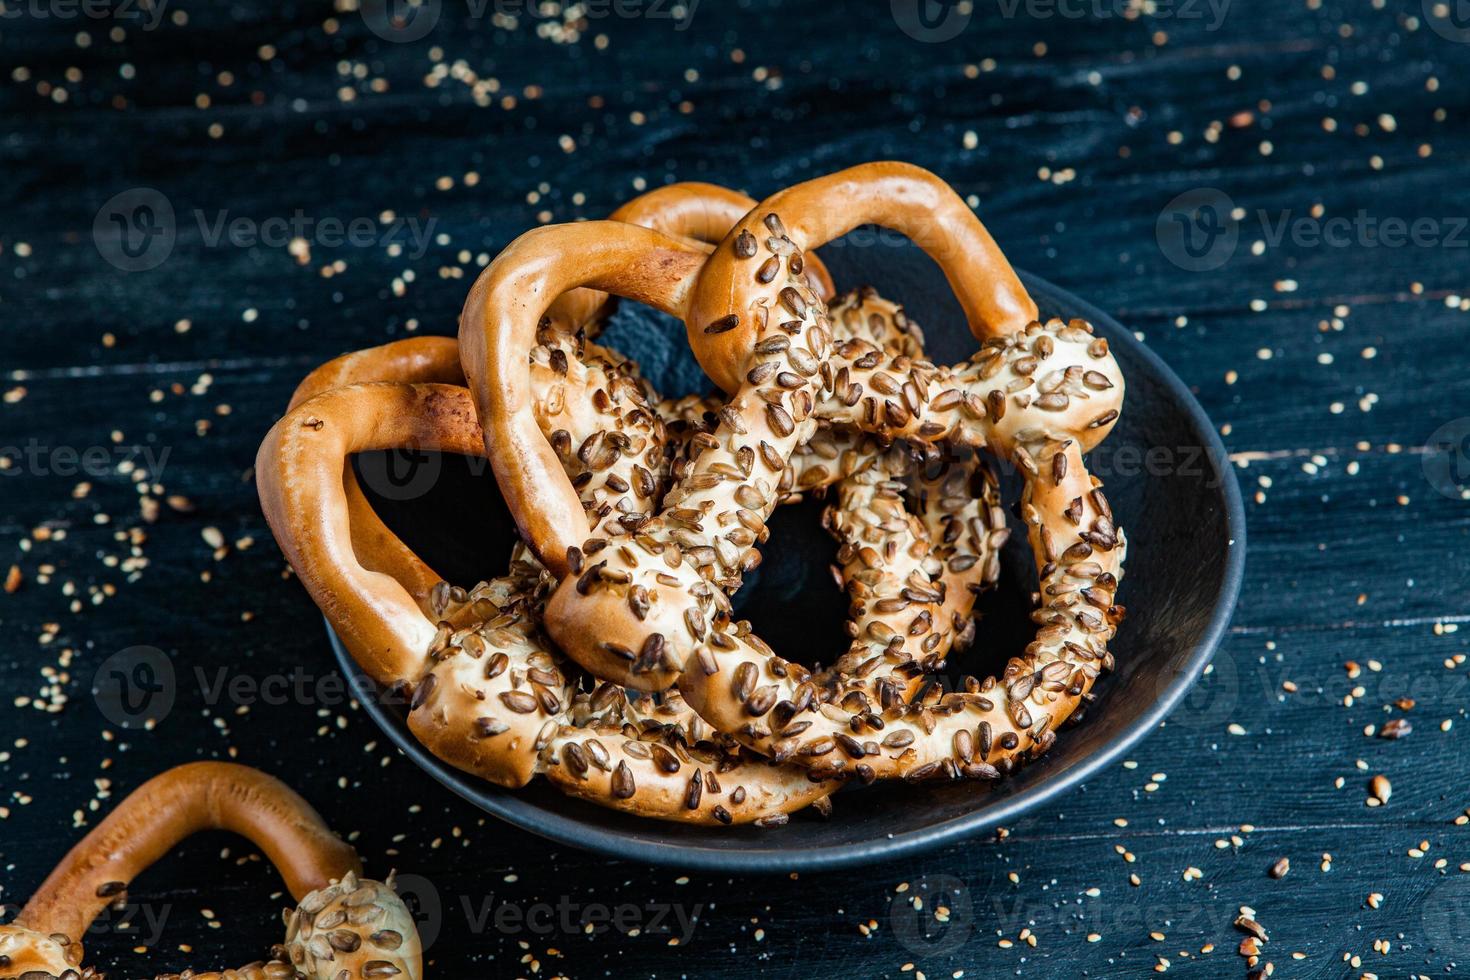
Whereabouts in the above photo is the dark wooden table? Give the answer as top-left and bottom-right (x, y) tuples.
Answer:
(3, 1), (1468, 977)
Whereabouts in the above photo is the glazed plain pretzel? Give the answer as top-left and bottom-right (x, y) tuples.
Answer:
(0, 762), (420, 979)
(464, 161), (1126, 783)
(258, 380), (831, 825)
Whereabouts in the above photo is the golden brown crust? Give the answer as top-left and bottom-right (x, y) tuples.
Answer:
(684, 161), (1038, 393)
(288, 335), (466, 611)
(258, 382), (485, 686)
(6, 763), (420, 980)
(459, 221), (708, 580)
(541, 182), (836, 336)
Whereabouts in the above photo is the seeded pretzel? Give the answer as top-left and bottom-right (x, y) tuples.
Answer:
(0, 762), (421, 979)
(665, 290), (1006, 707)
(464, 162), (1126, 785)
(267, 182), (972, 819)
(291, 297), (1001, 752)
(285, 183), (834, 623)
(258, 381), (831, 825)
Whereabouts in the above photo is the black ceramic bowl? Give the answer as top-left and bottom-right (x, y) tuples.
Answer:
(327, 235), (1245, 873)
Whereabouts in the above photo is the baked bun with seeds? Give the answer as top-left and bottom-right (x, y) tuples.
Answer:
(1, 762), (421, 980)
(465, 162), (1125, 787)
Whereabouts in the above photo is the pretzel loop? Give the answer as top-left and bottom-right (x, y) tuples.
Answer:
(260, 373), (833, 824)
(685, 161), (1038, 393)
(459, 222), (708, 580)
(1, 762), (421, 979)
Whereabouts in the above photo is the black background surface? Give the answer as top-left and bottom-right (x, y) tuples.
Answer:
(3, 1), (1469, 976)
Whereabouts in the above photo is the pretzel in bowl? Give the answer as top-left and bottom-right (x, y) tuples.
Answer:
(284, 182), (837, 634)
(262, 178), (1007, 820)
(259, 378), (833, 825)
(0, 762), (420, 979)
(461, 161), (1126, 785)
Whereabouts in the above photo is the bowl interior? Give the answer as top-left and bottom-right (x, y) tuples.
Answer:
(335, 234), (1243, 872)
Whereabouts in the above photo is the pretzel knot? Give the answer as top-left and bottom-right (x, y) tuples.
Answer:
(257, 184), (868, 825)
(0, 763), (421, 979)
(462, 162), (1128, 784)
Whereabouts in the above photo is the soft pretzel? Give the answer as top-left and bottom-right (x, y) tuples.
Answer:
(0, 762), (421, 979)
(258, 381), (831, 825)
(462, 162), (1126, 784)
(284, 183), (834, 624)
(263, 182), (957, 823)
(664, 290), (1006, 712)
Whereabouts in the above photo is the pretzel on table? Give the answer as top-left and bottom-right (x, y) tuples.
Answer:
(0, 762), (420, 979)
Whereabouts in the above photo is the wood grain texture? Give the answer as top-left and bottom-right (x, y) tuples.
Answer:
(1, 1), (1468, 976)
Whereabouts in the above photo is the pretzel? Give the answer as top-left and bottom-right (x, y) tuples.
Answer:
(283, 183), (835, 631)
(462, 161), (1126, 784)
(258, 381), (831, 825)
(288, 292), (1001, 745)
(0, 762), (420, 979)
(261, 183), (908, 825)
(665, 290), (1005, 708)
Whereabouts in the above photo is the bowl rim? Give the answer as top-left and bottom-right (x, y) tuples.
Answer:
(327, 269), (1247, 873)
